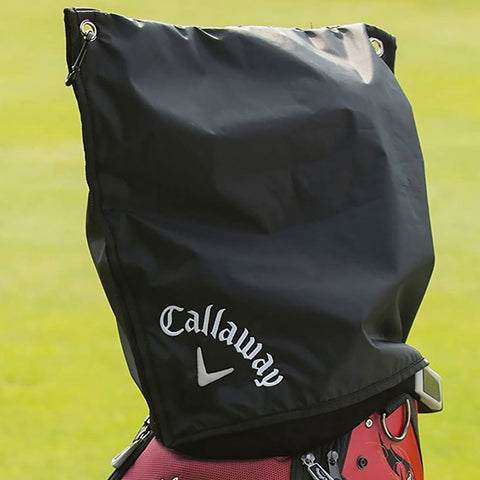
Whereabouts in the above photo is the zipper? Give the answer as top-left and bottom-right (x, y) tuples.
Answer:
(301, 452), (335, 480)
(290, 431), (350, 480)
(107, 417), (154, 480)
(326, 450), (342, 480)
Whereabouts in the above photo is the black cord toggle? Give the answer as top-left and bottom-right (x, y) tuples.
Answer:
(65, 29), (95, 86)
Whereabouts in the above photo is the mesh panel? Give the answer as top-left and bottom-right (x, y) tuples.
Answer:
(123, 438), (291, 480)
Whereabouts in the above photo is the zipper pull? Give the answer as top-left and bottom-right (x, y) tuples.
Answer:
(301, 453), (335, 480)
(327, 451), (342, 480)
(111, 417), (151, 469)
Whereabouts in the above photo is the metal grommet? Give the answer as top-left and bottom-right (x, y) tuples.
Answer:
(365, 418), (373, 428)
(80, 19), (97, 41)
(381, 397), (412, 442)
(369, 37), (384, 57)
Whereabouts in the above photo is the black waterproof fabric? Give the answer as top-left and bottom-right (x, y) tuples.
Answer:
(65, 8), (434, 458)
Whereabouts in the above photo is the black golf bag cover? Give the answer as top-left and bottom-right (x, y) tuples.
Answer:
(65, 7), (434, 459)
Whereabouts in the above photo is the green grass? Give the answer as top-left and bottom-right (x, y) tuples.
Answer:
(0, 1), (478, 478)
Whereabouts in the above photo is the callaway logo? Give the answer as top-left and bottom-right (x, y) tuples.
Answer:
(159, 304), (284, 387)
(197, 346), (234, 386)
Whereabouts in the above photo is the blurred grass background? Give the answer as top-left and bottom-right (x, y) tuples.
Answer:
(0, 1), (478, 478)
